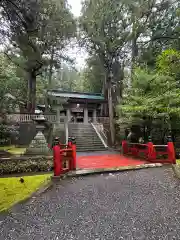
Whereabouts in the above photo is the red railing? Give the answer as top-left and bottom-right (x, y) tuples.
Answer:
(122, 137), (176, 164)
(52, 138), (76, 176)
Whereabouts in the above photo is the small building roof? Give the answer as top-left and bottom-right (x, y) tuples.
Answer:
(47, 90), (105, 101)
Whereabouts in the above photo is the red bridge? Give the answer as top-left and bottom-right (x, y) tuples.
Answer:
(52, 136), (176, 176)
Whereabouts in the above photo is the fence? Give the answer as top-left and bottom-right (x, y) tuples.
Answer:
(122, 137), (176, 164)
(97, 117), (110, 124)
(52, 138), (76, 176)
(1, 114), (67, 146)
(6, 113), (66, 124)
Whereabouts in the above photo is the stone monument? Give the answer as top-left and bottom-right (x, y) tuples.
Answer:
(25, 112), (51, 155)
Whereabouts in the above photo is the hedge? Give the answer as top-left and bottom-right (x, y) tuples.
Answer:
(0, 156), (53, 175)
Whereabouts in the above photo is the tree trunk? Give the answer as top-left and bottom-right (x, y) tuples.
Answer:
(130, 36), (138, 82)
(131, 38), (138, 65)
(44, 47), (55, 113)
(130, 16), (139, 81)
(48, 47), (55, 89)
(27, 71), (36, 113)
(107, 74), (115, 145)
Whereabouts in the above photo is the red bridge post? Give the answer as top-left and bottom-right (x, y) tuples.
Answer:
(53, 144), (63, 176)
(71, 137), (76, 170)
(167, 135), (176, 164)
(122, 140), (128, 154)
(131, 144), (138, 157)
(68, 137), (72, 148)
(147, 136), (156, 161)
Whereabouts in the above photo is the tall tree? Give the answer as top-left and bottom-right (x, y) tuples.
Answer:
(54, 63), (79, 91)
(0, 0), (76, 112)
(79, 0), (130, 144)
(0, 54), (26, 113)
(131, 0), (180, 68)
(117, 49), (180, 138)
(81, 55), (105, 93)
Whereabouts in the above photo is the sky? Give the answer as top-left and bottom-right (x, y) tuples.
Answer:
(68, 0), (82, 17)
(67, 0), (88, 69)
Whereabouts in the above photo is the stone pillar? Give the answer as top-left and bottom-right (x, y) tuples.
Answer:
(93, 109), (97, 123)
(67, 108), (71, 122)
(84, 107), (88, 124)
(65, 122), (68, 144)
(74, 115), (77, 123)
(56, 108), (60, 123)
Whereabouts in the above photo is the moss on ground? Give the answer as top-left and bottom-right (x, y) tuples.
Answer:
(0, 174), (51, 212)
(0, 146), (26, 155)
(7, 148), (26, 155)
(176, 159), (180, 164)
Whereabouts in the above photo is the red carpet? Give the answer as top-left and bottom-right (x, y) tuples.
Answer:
(77, 154), (147, 169)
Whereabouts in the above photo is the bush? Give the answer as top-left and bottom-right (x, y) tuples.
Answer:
(0, 157), (53, 175)
(0, 123), (11, 146)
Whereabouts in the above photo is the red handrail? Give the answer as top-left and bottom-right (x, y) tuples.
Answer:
(122, 140), (176, 164)
(53, 143), (76, 176)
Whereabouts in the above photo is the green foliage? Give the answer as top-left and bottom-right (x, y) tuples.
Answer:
(118, 67), (180, 119)
(79, 55), (104, 93)
(0, 124), (11, 146)
(132, 1), (180, 68)
(0, 54), (26, 112)
(0, 157), (53, 175)
(156, 49), (180, 78)
(1, 0), (76, 111)
(54, 64), (79, 91)
(80, 0), (130, 67)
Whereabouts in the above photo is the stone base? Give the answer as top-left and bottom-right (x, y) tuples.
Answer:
(25, 131), (51, 155)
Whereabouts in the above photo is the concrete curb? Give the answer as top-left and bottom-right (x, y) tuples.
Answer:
(0, 171), (53, 178)
(52, 163), (164, 180)
(31, 181), (53, 198)
(172, 164), (180, 179)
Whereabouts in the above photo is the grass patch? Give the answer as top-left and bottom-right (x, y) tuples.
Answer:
(0, 145), (26, 155)
(7, 147), (26, 155)
(0, 174), (51, 212)
(0, 146), (15, 151)
(176, 159), (180, 165)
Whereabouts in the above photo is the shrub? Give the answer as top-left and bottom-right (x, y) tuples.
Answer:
(0, 123), (11, 146)
(0, 157), (53, 175)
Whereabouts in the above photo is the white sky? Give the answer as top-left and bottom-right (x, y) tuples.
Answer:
(67, 0), (88, 69)
(68, 0), (82, 17)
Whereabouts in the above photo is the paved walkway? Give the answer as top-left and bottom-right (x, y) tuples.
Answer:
(1, 166), (180, 239)
(77, 151), (147, 169)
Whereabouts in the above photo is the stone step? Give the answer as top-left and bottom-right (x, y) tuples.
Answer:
(77, 147), (106, 151)
(68, 123), (106, 151)
(69, 124), (91, 126)
(76, 142), (104, 146)
(69, 129), (95, 132)
(76, 141), (103, 145)
(69, 126), (92, 129)
(77, 145), (104, 148)
(75, 136), (100, 139)
(76, 138), (102, 144)
(76, 142), (105, 146)
(77, 148), (107, 152)
(70, 132), (94, 134)
(70, 134), (97, 137)
(76, 139), (103, 145)
(70, 130), (94, 132)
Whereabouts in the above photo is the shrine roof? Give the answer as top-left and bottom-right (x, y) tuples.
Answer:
(47, 90), (105, 101)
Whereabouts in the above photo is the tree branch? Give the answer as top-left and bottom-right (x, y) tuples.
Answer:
(3, 51), (27, 71)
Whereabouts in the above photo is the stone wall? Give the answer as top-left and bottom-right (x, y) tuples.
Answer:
(18, 123), (36, 145)
(52, 123), (66, 144)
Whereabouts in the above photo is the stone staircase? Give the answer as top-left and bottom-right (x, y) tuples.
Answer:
(68, 123), (107, 152)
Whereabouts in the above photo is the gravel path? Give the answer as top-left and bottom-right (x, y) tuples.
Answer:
(1, 166), (180, 240)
